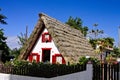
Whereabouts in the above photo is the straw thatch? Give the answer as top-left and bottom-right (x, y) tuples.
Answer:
(18, 13), (97, 64)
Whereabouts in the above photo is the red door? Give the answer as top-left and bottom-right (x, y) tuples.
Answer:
(42, 48), (51, 62)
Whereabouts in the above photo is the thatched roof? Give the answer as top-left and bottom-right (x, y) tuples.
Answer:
(18, 13), (97, 64)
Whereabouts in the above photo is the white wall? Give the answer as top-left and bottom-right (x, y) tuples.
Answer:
(0, 64), (93, 80)
(30, 28), (60, 63)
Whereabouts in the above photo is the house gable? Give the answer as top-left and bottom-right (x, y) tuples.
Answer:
(19, 13), (97, 64)
(27, 28), (65, 64)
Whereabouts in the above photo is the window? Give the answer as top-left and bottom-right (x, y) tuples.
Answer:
(42, 32), (51, 42)
(56, 56), (62, 64)
(28, 53), (40, 63)
(52, 54), (66, 64)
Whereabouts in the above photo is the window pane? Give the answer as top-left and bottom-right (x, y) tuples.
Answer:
(56, 56), (62, 64)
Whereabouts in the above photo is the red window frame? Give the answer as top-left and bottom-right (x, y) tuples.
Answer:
(42, 32), (52, 42)
(28, 53), (40, 63)
(52, 54), (66, 64)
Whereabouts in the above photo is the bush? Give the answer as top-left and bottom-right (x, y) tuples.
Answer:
(79, 56), (100, 65)
(2, 60), (86, 78)
(79, 56), (88, 65)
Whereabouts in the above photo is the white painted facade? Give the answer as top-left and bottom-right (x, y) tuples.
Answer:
(28, 28), (61, 63)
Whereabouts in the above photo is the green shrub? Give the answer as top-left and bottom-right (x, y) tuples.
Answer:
(79, 56), (100, 65)
(89, 57), (100, 65)
(3, 60), (86, 78)
(79, 56), (88, 65)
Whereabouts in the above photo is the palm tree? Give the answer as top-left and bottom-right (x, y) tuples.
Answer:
(89, 23), (104, 39)
(18, 26), (28, 46)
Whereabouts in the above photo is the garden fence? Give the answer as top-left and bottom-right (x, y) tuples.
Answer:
(93, 63), (120, 80)
(0, 63), (86, 78)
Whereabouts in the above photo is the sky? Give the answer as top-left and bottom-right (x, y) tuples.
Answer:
(0, 0), (120, 49)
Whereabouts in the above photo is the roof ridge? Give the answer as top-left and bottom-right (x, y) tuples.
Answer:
(39, 13), (70, 28)
(39, 13), (58, 21)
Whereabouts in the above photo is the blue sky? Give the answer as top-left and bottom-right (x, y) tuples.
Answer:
(0, 0), (120, 49)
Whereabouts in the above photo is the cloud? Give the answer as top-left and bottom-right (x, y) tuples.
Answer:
(6, 36), (20, 49)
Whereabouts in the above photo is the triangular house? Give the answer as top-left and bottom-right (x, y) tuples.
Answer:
(18, 13), (97, 64)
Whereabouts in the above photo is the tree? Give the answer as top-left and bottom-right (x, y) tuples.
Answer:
(66, 16), (88, 37)
(0, 8), (7, 25)
(9, 48), (21, 59)
(10, 31), (27, 60)
(113, 47), (120, 57)
(103, 37), (114, 48)
(10, 26), (28, 59)
(89, 26), (114, 69)
(89, 37), (114, 53)
(18, 26), (28, 46)
(88, 24), (115, 51)
(0, 29), (10, 62)
(88, 23), (104, 39)
(0, 8), (10, 63)
(18, 33), (27, 46)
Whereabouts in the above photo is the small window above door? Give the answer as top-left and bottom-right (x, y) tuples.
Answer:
(42, 32), (51, 42)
